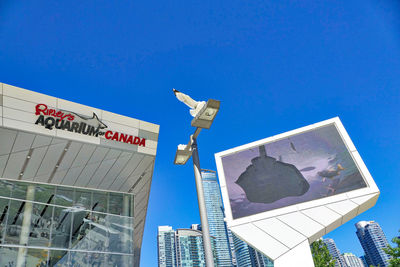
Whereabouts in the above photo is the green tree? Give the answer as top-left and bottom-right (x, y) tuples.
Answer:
(311, 239), (336, 267)
(383, 230), (400, 267)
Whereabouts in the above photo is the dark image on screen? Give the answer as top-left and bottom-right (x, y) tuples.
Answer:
(221, 124), (367, 219)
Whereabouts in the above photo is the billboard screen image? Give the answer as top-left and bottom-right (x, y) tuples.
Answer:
(220, 123), (367, 219)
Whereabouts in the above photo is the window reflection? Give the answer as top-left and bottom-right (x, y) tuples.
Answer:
(51, 206), (73, 249)
(55, 188), (74, 207)
(0, 179), (135, 266)
(92, 191), (107, 213)
(48, 250), (70, 267)
(0, 198), (10, 244)
(10, 182), (28, 201)
(29, 203), (53, 247)
(108, 193), (123, 215)
(26, 248), (49, 267)
(4, 199), (25, 245)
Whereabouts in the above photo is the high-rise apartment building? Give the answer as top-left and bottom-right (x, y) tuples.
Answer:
(201, 170), (233, 267)
(342, 253), (366, 267)
(157, 225), (217, 267)
(355, 221), (391, 267)
(232, 234), (273, 267)
(158, 226), (176, 267)
(323, 238), (345, 267)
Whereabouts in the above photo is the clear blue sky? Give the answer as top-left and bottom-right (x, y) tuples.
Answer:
(1, 1), (399, 266)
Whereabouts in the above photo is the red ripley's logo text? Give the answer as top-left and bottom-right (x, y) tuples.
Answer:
(34, 104), (146, 147)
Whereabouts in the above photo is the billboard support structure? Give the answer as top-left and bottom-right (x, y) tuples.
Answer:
(215, 117), (380, 267)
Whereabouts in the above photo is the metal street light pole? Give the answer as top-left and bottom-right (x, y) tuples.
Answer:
(173, 90), (220, 267)
(191, 135), (215, 267)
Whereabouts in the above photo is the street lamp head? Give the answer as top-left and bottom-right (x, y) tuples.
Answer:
(191, 99), (220, 129)
(174, 144), (193, 165)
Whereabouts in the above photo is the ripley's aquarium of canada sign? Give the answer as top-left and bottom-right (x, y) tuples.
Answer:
(34, 103), (146, 147)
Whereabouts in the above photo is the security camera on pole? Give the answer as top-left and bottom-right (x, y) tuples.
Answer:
(173, 89), (220, 267)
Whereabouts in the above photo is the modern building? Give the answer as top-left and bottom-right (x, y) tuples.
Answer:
(0, 83), (159, 266)
(360, 255), (368, 267)
(157, 225), (217, 267)
(323, 238), (345, 267)
(232, 233), (273, 267)
(355, 221), (391, 267)
(158, 226), (176, 267)
(201, 169), (233, 267)
(342, 253), (366, 267)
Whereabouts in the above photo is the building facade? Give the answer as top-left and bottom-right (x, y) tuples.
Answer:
(232, 234), (273, 267)
(342, 253), (366, 267)
(201, 170), (233, 267)
(157, 225), (217, 267)
(158, 226), (176, 267)
(323, 238), (345, 267)
(0, 83), (159, 266)
(355, 221), (391, 267)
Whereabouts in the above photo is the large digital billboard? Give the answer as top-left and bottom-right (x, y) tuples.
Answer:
(219, 122), (367, 220)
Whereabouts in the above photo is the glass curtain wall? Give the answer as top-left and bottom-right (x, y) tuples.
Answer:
(0, 178), (134, 267)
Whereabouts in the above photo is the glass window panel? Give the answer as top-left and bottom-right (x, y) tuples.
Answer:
(87, 212), (109, 252)
(0, 179), (13, 198)
(74, 189), (92, 210)
(108, 193), (123, 215)
(48, 250), (70, 267)
(107, 214), (133, 253)
(26, 248), (49, 267)
(10, 182), (28, 200)
(0, 198), (10, 244)
(34, 184), (55, 205)
(92, 191), (107, 213)
(88, 252), (107, 267)
(0, 246), (18, 266)
(4, 199), (26, 245)
(108, 253), (123, 266)
(50, 206), (72, 249)
(70, 251), (89, 266)
(54, 187), (74, 207)
(69, 208), (91, 251)
(28, 202), (53, 247)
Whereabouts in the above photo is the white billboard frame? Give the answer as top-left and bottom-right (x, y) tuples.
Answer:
(215, 117), (380, 266)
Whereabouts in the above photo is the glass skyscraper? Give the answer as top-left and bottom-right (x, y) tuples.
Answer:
(323, 238), (345, 267)
(201, 170), (233, 267)
(158, 226), (176, 267)
(157, 225), (217, 267)
(342, 253), (366, 267)
(355, 221), (391, 267)
(232, 233), (273, 267)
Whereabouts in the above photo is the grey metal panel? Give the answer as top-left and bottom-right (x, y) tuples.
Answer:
(85, 158), (117, 188)
(0, 94), (2, 106)
(108, 154), (144, 191)
(122, 156), (153, 192)
(35, 143), (66, 178)
(57, 142), (82, 170)
(32, 135), (52, 148)
(12, 132), (35, 152)
(97, 153), (132, 190)
(138, 129), (158, 141)
(51, 137), (68, 145)
(87, 147), (109, 164)
(70, 144), (96, 168)
(104, 149), (122, 160)
(50, 169), (68, 184)
(23, 146), (48, 179)
(3, 150), (29, 179)
(0, 155), (8, 176)
(62, 166), (85, 186)
(100, 138), (138, 152)
(0, 128), (17, 155)
(74, 162), (102, 187)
